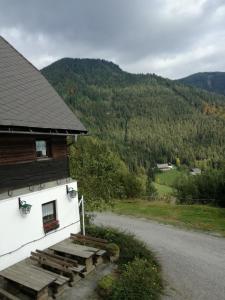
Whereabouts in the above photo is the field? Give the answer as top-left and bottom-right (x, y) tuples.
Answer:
(153, 182), (174, 196)
(155, 169), (186, 186)
(153, 168), (187, 196)
(112, 200), (225, 236)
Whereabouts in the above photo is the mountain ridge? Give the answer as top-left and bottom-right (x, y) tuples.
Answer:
(177, 71), (225, 96)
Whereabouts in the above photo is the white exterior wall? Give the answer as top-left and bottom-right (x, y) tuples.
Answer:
(0, 181), (80, 270)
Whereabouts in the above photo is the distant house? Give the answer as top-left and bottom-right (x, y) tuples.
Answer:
(157, 163), (173, 172)
(0, 36), (87, 271)
(190, 168), (201, 175)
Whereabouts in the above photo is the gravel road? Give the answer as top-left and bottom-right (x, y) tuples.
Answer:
(94, 212), (225, 300)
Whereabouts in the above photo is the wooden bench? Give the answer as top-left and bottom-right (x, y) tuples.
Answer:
(72, 234), (108, 244)
(31, 250), (85, 285)
(71, 234), (108, 248)
(30, 253), (76, 286)
(36, 250), (79, 267)
(0, 288), (21, 300)
(34, 250), (85, 275)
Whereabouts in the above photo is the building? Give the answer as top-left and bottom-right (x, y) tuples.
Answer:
(156, 163), (173, 172)
(190, 168), (201, 175)
(0, 36), (87, 271)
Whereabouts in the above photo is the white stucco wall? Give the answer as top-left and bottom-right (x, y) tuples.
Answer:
(0, 181), (80, 270)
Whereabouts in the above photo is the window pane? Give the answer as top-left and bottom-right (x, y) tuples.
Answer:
(42, 201), (56, 223)
(36, 140), (47, 157)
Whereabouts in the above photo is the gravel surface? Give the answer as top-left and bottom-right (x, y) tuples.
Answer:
(94, 212), (225, 300)
(60, 263), (115, 300)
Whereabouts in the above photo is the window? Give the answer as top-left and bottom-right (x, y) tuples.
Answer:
(42, 201), (56, 224)
(36, 140), (51, 158)
(42, 201), (59, 233)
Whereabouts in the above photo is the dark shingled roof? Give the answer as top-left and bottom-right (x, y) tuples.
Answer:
(0, 36), (87, 134)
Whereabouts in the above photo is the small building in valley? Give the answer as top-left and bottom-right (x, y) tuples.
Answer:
(0, 36), (87, 271)
(157, 163), (173, 172)
(190, 168), (201, 175)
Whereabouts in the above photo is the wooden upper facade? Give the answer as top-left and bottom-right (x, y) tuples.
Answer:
(0, 134), (70, 192)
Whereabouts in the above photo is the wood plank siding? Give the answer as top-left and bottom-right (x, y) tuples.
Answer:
(0, 158), (69, 191)
(0, 135), (36, 164)
(0, 135), (68, 165)
(0, 134), (70, 191)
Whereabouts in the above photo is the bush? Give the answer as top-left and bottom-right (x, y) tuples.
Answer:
(110, 258), (162, 300)
(146, 179), (158, 198)
(97, 274), (116, 298)
(87, 225), (159, 267)
(106, 243), (120, 257)
(90, 225), (162, 300)
(175, 169), (225, 207)
(122, 173), (145, 198)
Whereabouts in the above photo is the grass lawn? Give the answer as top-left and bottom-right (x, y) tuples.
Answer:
(153, 182), (174, 196)
(112, 200), (225, 236)
(155, 169), (187, 187)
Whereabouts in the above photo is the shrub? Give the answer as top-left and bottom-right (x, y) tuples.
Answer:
(86, 225), (159, 267)
(146, 179), (158, 198)
(106, 243), (120, 257)
(175, 169), (225, 207)
(122, 173), (145, 198)
(97, 274), (116, 298)
(90, 225), (163, 299)
(110, 258), (162, 300)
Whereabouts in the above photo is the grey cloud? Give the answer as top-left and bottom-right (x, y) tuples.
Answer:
(0, 0), (225, 78)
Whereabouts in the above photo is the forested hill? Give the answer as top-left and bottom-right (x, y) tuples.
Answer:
(42, 58), (225, 170)
(178, 72), (225, 96)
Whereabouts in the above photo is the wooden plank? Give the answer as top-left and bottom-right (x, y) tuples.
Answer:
(0, 263), (56, 292)
(50, 243), (94, 259)
(0, 135), (67, 165)
(36, 250), (78, 267)
(71, 235), (108, 249)
(30, 256), (73, 276)
(72, 234), (108, 244)
(59, 239), (99, 253)
(0, 287), (21, 300)
(31, 252), (74, 268)
(0, 158), (69, 191)
(31, 265), (69, 284)
(96, 249), (107, 256)
(1, 267), (48, 289)
(71, 243), (99, 253)
(30, 256), (77, 287)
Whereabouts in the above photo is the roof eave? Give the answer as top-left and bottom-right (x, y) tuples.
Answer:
(0, 125), (88, 136)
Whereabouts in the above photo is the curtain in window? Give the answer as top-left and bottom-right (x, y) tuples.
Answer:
(36, 140), (47, 156)
(42, 202), (54, 217)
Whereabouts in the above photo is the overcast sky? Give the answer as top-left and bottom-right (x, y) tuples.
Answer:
(0, 0), (225, 79)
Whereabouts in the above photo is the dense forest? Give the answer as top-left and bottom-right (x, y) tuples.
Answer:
(178, 72), (225, 96)
(42, 58), (225, 171)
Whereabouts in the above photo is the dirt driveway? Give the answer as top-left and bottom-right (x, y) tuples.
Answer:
(94, 212), (225, 300)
